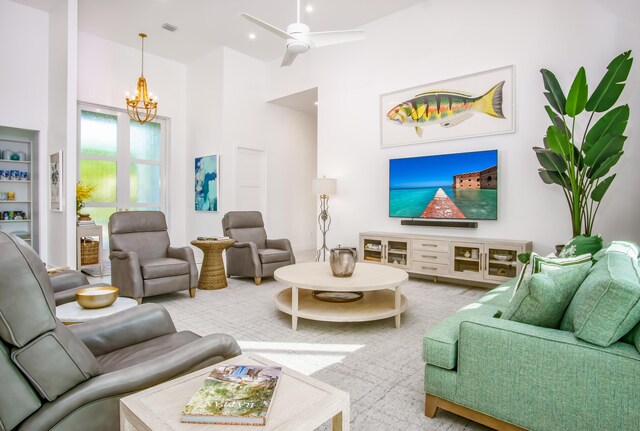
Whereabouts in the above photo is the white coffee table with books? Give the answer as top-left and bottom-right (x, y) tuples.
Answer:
(120, 353), (350, 431)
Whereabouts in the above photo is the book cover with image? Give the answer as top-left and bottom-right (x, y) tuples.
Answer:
(181, 365), (282, 426)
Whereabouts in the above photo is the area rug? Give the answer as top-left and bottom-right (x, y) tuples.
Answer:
(145, 274), (490, 431)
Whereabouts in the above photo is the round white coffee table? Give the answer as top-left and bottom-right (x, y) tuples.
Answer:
(56, 297), (139, 325)
(274, 262), (408, 330)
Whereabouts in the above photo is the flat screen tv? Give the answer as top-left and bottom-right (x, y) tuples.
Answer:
(389, 149), (498, 220)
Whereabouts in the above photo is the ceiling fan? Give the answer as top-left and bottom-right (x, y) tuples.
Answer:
(240, 0), (366, 67)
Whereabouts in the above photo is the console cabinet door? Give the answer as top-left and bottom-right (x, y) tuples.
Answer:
(385, 237), (410, 269)
(360, 236), (410, 269)
(450, 241), (484, 281)
(361, 236), (384, 264)
(484, 243), (522, 282)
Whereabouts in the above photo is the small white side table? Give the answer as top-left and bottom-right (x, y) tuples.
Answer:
(77, 224), (103, 276)
(56, 297), (138, 325)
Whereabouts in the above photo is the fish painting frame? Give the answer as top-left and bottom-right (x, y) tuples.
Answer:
(380, 65), (515, 147)
(195, 154), (219, 212)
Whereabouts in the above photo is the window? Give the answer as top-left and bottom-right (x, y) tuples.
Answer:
(78, 105), (167, 251)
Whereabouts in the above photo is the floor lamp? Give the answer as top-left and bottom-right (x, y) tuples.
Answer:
(313, 177), (337, 262)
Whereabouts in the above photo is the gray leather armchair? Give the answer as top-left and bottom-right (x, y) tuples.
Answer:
(109, 211), (198, 302)
(0, 231), (241, 431)
(222, 211), (295, 285)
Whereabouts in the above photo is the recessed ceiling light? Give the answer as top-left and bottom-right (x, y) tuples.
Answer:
(314, 101), (318, 106)
(249, 33), (256, 40)
(306, 5), (313, 12)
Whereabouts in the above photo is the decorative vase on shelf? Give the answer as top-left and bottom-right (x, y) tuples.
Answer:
(77, 213), (92, 221)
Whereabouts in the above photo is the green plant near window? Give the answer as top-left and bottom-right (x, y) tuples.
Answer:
(76, 182), (96, 215)
(535, 51), (633, 237)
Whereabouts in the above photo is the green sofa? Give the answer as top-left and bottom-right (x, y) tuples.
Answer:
(423, 263), (640, 431)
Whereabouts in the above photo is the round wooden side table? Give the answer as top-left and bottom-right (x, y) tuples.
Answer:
(190, 239), (236, 290)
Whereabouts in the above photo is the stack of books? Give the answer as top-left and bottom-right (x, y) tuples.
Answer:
(181, 364), (281, 426)
(77, 220), (96, 226)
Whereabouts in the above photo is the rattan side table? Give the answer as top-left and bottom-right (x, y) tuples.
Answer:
(190, 238), (236, 290)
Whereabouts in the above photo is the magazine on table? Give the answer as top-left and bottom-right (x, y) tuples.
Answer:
(181, 364), (282, 426)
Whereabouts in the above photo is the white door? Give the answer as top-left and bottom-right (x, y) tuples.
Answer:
(236, 147), (266, 217)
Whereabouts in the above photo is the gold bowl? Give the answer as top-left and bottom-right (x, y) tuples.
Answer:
(76, 286), (119, 309)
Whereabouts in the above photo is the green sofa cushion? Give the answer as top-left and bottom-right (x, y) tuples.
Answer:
(559, 234), (603, 258)
(423, 280), (516, 370)
(566, 252), (640, 347)
(512, 252), (592, 298)
(502, 264), (591, 328)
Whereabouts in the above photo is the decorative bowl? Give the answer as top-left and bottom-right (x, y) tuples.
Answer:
(493, 254), (513, 261)
(76, 286), (119, 309)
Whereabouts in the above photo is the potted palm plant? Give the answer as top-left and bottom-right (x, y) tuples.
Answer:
(534, 51), (633, 248)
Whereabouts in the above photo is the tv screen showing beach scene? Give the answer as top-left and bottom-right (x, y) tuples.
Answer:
(389, 150), (498, 220)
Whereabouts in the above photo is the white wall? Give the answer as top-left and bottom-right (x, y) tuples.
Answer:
(186, 48), (225, 248)
(264, 0), (640, 253)
(77, 32), (189, 244)
(0, 0), (49, 258)
(186, 48), (317, 252)
(47, 0), (78, 268)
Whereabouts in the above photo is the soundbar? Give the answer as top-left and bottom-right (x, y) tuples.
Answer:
(401, 219), (478, 228)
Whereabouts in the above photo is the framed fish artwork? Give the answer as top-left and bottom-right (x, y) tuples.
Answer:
(380, 65), (515, 147)
(195, 154), (219, 212)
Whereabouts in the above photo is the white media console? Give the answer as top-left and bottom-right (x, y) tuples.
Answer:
(359, 231), (532, 285)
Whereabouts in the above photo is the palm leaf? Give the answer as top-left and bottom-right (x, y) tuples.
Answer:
(534, 147), (567, 172)
(587, 151), (623, 180)
(541, 69), (567, 115)
(591, 174), (616, 201)
(586, 51), (633, 112)
(566, 67), (588, 117)
(584, 104), (629, 152)
(544, 105), (571, 138)
(538, 169), (571, 189)
(584, 134), (626, 167)
(545, 125), (572, 156)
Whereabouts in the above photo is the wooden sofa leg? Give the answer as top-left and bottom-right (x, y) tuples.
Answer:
(425, 394), (527, 431)
(135, 298), (142, 304)
(425, 394), (437, 418)
(189, 288), (196, 298)
(254, 277), (262, 285)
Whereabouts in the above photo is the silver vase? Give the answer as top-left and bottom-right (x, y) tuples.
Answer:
(329, 245), (357, 277)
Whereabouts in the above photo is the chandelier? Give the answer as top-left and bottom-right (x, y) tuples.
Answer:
(126, 33), (158, 124)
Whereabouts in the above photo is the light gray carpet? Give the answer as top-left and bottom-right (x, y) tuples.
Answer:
(144, 273), (491, 431)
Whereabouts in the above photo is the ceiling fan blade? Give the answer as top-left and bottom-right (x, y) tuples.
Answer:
(281, 50), (298, 67)
(306, 30), (365, 48)
(240, 13), (293, 40)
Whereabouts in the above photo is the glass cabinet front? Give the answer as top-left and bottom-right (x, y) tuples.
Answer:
(451, 243), (482, 278)
(386, 239), (408, 267)
(486, 246), (518, 280)
(363, 238), (383, 263)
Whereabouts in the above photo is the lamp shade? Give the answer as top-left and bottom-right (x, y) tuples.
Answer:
(313, 178), (337, 195)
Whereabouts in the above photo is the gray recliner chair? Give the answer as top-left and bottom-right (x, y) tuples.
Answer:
(109, 211), (198, 302)
(222, 211), (295, 285)
(0, 231), (241, 431)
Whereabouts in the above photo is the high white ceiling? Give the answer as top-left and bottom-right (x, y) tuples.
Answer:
(15, 0), (424, 64)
